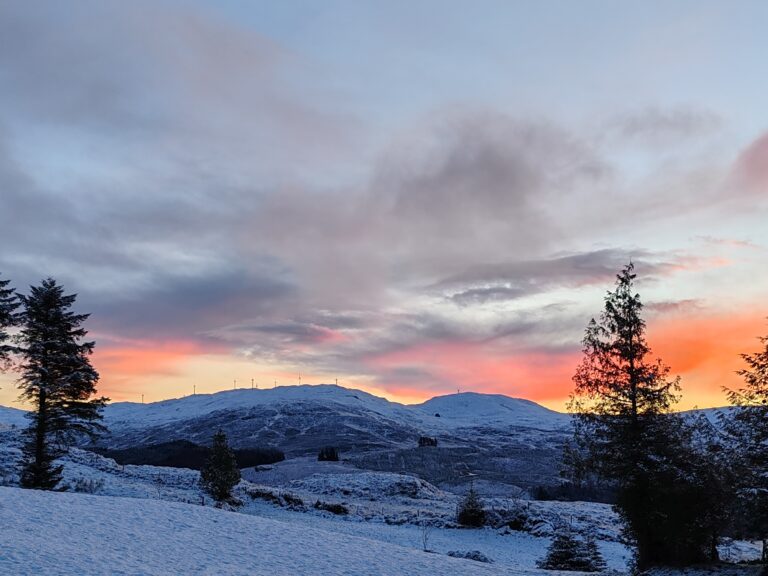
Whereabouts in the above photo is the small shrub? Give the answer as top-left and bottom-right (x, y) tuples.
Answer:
(69, 477), (104, 494)
(314, 500), (348, 515)
(246, 488), (281, 504)
(282, 492), (304, 507)
(418, 436), (438, 447)
(447, 550), (493, 563)
(457, 485), (486, 527)
(318, 446), (339, 461)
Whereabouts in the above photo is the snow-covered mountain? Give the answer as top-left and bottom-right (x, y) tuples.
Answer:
(102, 384), (568, 433)
(414, 392), (568, 430)
(0, 385), (571, 491)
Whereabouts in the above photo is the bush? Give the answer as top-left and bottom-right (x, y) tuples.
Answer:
(68, 477), (104, 494)
(314, 500), (348, 515)
(447, 550), (493, 563)
(282, 492), (304, 507)
(457, 485), (486, 527)
(246, 487), (281, 504)
(537, 527), (606, 572)
(318, 446), (340, 461)
(418, 436), (438, 447)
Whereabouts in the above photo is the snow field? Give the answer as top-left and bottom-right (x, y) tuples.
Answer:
(0, 486), (551, 576)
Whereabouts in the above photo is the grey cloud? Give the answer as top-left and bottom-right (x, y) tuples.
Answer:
(436, 248), (661, 305)
(604, 106), (722, 146)
(645, 299), (703, 316)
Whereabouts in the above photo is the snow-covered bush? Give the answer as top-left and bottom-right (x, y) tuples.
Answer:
(447, 550), (493, 563)
(67, 476), (104, 494)
(314, 499), (348, 515)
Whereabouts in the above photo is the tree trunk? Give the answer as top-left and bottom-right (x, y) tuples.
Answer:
(34, 387), (47, 485)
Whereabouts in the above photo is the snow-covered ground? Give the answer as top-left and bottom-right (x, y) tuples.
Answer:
(0, 486), (532, 575)
(0, 427), (634, 574)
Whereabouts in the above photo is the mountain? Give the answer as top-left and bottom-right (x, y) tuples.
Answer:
(102, 384), (568, 434)
(414, 392), (568, 430)
(0, 385), (572, 491)
(0, 405), (27, 429)
(90, 385), (570, 491)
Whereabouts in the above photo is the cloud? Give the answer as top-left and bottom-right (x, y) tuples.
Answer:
(433, 248), (715, 305)
(605, 106), (722, 146)
(0, 2), (764, 408)
(733, 131), (768, 194)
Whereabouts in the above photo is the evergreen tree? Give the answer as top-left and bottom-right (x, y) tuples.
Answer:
(583, 532), (607, 572)
(724, 328), (768, 560)
(0, 273), (20, 370)
(200, 429), (241, 502)
(538, 526), (605, 572)
(567, 263), (710, 568)
(17, 278), (107, 489)
(457, 482), (486, 527)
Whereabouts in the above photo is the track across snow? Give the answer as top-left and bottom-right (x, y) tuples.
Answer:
(0, 486), (527, 575)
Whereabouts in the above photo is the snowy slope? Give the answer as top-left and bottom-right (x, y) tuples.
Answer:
(103, 384), (415, 426)
(414, 392), (568, 430)
(0, 405), (27, 429)
(102, 384), (568, 432)
(0, 486), (536, 576)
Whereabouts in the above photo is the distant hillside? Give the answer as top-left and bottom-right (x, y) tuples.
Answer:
(0, 405), (27, 429)
(102, 384), (569, 434)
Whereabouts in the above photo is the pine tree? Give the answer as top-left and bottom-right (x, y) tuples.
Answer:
(17, 278), (107, 490)
(724, 328), (768, 560)
(538, 526), (605, 572)
(200, 429), (241, 502)
(583, 532), (607, 572)
(0, 273), (20, 370)
(567, 263), (709, 568)
(457, 482), (486, 527)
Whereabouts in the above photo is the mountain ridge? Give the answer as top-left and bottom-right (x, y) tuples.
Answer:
(99, 384), (570, 432)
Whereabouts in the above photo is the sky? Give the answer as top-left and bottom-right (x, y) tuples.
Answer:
(1, 0), (767, 410)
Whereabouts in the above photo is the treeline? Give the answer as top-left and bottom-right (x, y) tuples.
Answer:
(96, 440), (284, 470)
(564, 263), (768, 570)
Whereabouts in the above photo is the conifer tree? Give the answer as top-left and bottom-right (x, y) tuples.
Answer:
(567, 263), (709, 568)
(583, 532), (607, 572)
(17, 278), (107, 489)
(457, 482), (486, 527)
(538, 526), (605, 572)
(724, 328), (768, 560)
(200, 429), (241, 502)
(0, 273), (20, 370)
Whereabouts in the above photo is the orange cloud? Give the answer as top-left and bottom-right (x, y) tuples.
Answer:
(648, 310), (768, 409)
(367, 341), (580, 408)
(93, 339), (213, 378)
(364, 306), (768, 411)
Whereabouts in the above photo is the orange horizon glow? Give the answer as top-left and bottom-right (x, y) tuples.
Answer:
(1, 307), (765, 412)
